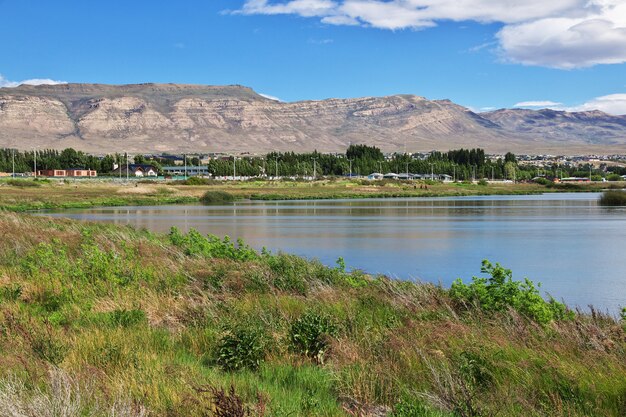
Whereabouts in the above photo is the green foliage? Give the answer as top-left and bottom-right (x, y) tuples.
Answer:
(217, 324), (269, 371)
(450, 260), (573, 324)
(391, 397), (454, 417)
(6, 179), (40, 187)
(599, 190), (626, 206)
(346, 144), (384, 161)
(177, 176), (218, 185)
(200, 190), (235, 204)
(264, 253), (309, 294)
(477, 179), (488, 186)
(456, 351), (493, 390)
(169, 227), (258, 261)
(289, 311), (337, 363)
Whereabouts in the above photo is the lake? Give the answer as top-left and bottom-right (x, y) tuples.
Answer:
(39, 193), (626, 312)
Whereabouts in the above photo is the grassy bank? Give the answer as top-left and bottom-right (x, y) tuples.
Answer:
(0, 213), (624, 416)
(1, 178), (623, 212)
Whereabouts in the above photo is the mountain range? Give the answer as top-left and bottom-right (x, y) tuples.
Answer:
(1, 83), (625, 155)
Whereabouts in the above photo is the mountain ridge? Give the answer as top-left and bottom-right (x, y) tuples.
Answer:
(1, 83), (625, 154)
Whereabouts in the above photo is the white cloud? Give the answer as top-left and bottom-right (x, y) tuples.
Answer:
(0, 74), (67, 88)
(259, 92), (283, 101)
(565, 94), (626, 115)
(512, 94), (626, 115)
(309, 38), (334, 44)
(514, 100), (563, 108)
(497, 2), (626, 68)
(235, 0), (626, 68)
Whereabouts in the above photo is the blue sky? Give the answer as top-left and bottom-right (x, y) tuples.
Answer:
(0, 0), (625, 114)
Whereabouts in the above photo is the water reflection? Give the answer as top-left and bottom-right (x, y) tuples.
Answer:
(39, 193), (626, 312)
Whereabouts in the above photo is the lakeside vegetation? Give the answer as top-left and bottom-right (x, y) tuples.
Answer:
(0, 213), (624, 416)
(0, 177), (624, 212)
(599, 190), (626, 206)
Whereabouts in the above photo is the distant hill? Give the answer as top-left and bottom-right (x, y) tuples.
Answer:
(1, 83), (625, 154)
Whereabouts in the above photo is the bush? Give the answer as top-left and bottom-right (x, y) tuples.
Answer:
(6, 179), (40, 187)
(264, 253), (309, 294)
(289, 311), (337, 363)
(217, 324), (268, 371)
(477, 179), (488, 186)
(599, 190), (626, 206)
(450, 260), (572, 324)
(169, 227), (258, 261)
(534, 177), (552, 186)
(176, 177), (219, 186)
(200, 190), (235, 204)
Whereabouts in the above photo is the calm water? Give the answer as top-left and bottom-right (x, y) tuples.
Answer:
(40, 193), (626, 312)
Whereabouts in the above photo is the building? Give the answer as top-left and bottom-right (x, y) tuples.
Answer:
(162, 166), (210, 177)
(367, 173), (384, 180)
(112, 164), (158, 177)
(37, 169), (97, 177)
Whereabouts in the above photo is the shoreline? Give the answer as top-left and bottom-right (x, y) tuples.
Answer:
(1, 178), (621, 212)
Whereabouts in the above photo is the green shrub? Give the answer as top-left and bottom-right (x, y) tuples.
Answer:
(217, 324), (268, 371)
(169, 227), (258, 261)
(289, 311), (337, 363)
(599, 190), (626, 206)
(176, 177), (219, 186)
(534, 177), (552, 185)
(6, 179), (41, 187)
(200, 190), (235, 204)
(450, 260), (573, 324)
(477, 179), (488, 186)
(391, 397), (453, 417)
(264, 253), (309, 294)
(606, 174), (623, 181)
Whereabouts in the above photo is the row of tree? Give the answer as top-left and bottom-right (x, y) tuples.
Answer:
(0, 145), (609, 181)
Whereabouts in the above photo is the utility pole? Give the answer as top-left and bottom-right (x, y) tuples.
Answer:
(126, 152), (129, 182)
(233, 156), (236, 180)
(12, 149), (15, 178)
(275, 159), (278, 178)
(184, 154), (188, 180)
(33, 149), (37, 178)
(491, 166), (494, 181)
(453, 164), (456, 182)
(348, 159), (353, 178)
(429, 163), (434, 181)
(378, 161), (382, 174)
(405, 161), (409, 180)
(589, 164), (592, 181)
(312, 157), (318, 179)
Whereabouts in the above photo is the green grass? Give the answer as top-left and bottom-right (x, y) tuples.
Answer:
(0, 213), (624, 416)
(0, 177), (621, 213)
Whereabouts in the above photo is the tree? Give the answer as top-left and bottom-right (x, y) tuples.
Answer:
(504, 152), (516, 164)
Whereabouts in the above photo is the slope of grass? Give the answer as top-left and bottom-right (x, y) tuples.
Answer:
(0, 213), (624, 416)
